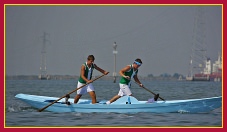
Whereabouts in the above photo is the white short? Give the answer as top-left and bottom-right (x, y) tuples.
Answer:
(77, 81), (95, 95)
(118, 83), (132, 96)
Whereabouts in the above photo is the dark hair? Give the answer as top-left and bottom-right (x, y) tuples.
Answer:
(87, 55), (95, 61)
(135, 58), (142, 64)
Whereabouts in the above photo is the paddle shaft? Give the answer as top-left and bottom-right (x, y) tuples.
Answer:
(38, 74), (106, 112)
(132, 80), (165, 101)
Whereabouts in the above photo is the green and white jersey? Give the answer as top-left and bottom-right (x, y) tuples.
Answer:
(119, 64), (138, 86)
(78, 62), (95, 84)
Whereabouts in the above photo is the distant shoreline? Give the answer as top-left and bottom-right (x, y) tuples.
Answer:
(5, 75), (183, 81)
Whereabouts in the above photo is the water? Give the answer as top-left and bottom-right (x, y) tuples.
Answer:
(5, 79), (222, 127)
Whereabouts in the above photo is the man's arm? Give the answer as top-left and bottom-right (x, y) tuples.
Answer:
(119, 65), (131, 79)
(94, 64), (109, 75)
(80, 64), (90, 83)
(134, 74), (143, 87)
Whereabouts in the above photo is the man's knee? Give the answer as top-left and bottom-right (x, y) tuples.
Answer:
(89, 91), (96, 97)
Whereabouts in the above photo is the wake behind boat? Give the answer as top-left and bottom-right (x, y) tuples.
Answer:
(15, 93), (222, 113)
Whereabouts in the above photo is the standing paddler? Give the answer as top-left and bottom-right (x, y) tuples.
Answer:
(74, 55), (109, 104)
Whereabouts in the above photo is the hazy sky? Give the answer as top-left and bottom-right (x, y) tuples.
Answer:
(6, 5), (222, 77)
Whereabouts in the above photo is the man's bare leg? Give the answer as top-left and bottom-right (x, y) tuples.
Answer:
(106, 95), (121, 104)
(74, 94), (82, 104)
(88, 91), (97, 104)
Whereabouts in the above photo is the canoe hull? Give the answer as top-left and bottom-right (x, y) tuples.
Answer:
(15, 93), (222, 113)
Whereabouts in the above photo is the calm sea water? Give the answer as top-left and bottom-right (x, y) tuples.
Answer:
(5, 79), (222, 127)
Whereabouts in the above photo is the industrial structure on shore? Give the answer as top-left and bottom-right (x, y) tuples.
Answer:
(186, 7), (222, 82)
(38, 32), (50, 80)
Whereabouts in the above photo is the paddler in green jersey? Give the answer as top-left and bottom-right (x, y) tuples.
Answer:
(106, 58), (143, 104)
(74, 55), (109, 104)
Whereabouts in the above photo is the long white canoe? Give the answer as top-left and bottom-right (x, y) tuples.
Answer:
(15, 93), (222, 113)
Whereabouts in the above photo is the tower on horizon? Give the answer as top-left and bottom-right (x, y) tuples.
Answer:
(38, 32), (50, 80)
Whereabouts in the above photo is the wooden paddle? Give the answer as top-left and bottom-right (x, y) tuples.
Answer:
(38, 74), (106, 112)
(131, 80), (165, 101)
